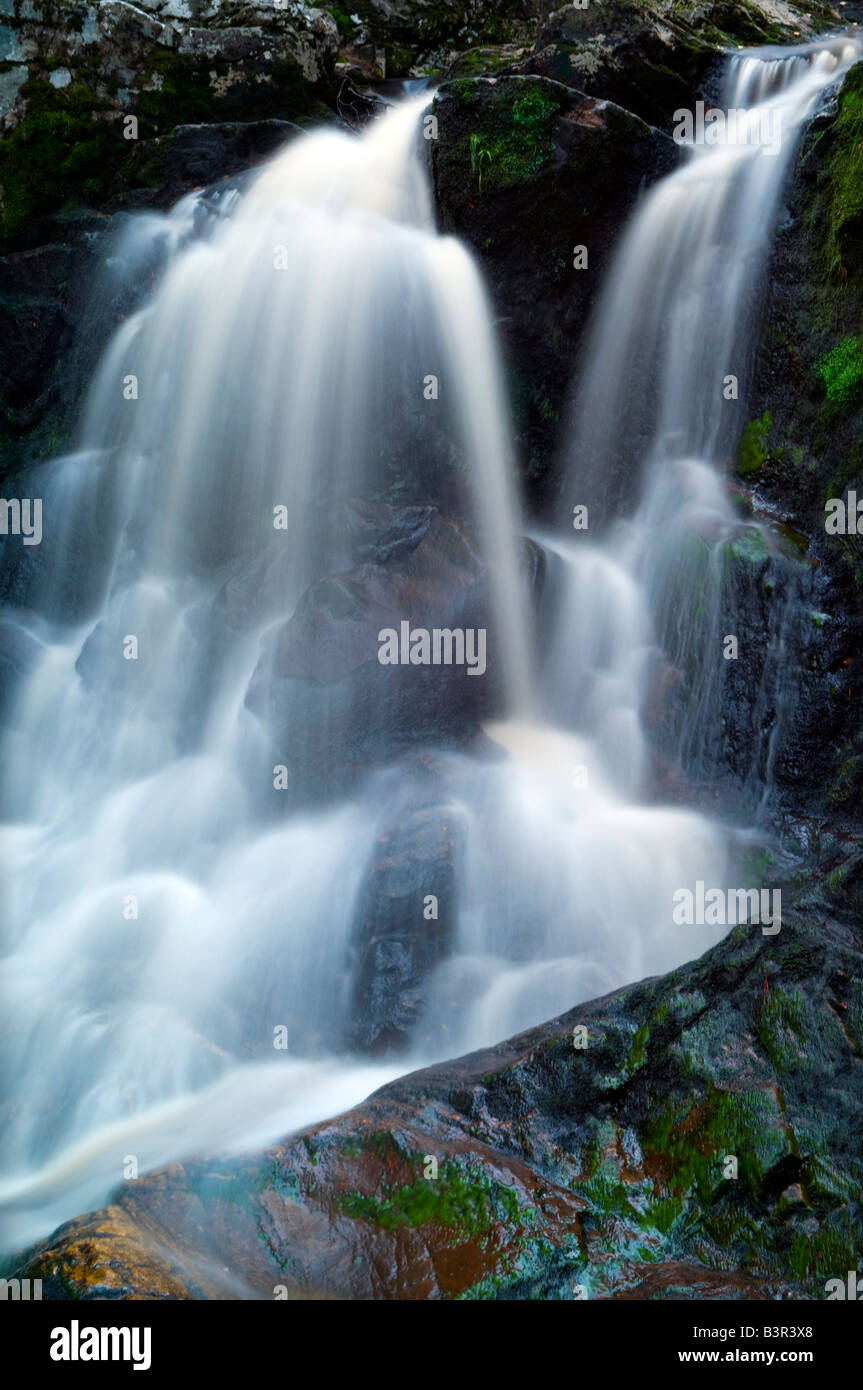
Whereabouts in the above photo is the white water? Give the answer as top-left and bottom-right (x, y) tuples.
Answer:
(1, 43), (856, 1253)
(559, 35), (862, 789)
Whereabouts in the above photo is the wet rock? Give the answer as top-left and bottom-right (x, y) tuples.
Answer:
(646, 520), (856, 816)
(323, 0), (545, 78)
(244, 507), (527, 800)
(744, 59), (863, 825)
(519, 1), (837, 128)
(323, 1), (835, 87)
(161, 118), (303, 193)
(15, 892), (863, 1299)
(431, 74), (676, 502)
(0, 116), (311, 474)
(348, 801), (460, 1055)
(0, 242), (75, 466)
(0, 0), (339, 247)
(12, 1204), (193, 1300)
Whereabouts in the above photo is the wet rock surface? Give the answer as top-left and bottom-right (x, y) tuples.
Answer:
(515, 1), (838, 127)
(431, 74), (676, 500)
(244, 507), (540, 801)
(742, 58), (863, 823)
(13, 893), (862, 1298)
(348, 801), (460, 1056)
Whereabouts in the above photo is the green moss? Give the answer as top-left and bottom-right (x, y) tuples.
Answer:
(469, 132), (493, 191)
(0, 82), (118, 241)
(449, 78), (481, 107)
(789, 1216), (861, 1284)
(642, 1085), (788, 1202)
(780, 937), (825, 980)
(266, 1165), (302, 1204)
(623, 1024), (650, 1078)
(827, 63), (863, 281)
(703, 1), (795, 48)
(725, 527), (769, 565)
(805, 1152), (862, 1204)
(335, 1159), (525, 1235)
(828, 754), (863, 806)
(755, 987), (806, 1074)
(827, 862), (850, 894)
(468, 82), (560, 194)
(448, 48), (519, 79)
(740, 846), (775, 883)
(737, 411), (773, 475)
(826, 437), (863, 499)
(134, 46), (221, 133)
(847, 978), (863, 1054)
(640, 1194), (687, 1236)
(0, 38), (327, 245)
(0, 57), (198, 244)
(325, 3), (355, 33)
(818, 335), (863, 406)
(580, 1169), (638, 1221)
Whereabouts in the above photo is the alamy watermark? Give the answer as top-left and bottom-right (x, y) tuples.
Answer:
(825, 490), (863, 534)
(825, 1270), (862, 1299)
(673, 102), (782, 157)
(377, 621), (487, 676)
(50, 1320), (151, 1370)
(673, 882), (781, 935)
(1, 1277), (42, 1299)
(0, 497), (41, 545)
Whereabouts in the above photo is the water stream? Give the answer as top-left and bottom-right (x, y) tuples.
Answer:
(1, 37), (857, 1254)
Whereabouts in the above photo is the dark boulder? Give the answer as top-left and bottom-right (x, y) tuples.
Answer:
(161, 119), (304, 196)
(517, 1), (838, 128)
(0, 244), (77, 476)
(244, 506), (543, 801)
(431, 74), (676, 503)
(324, 1), (838, 87)
(348, 801), (461, 1056)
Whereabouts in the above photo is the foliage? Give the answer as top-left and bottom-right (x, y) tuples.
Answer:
(817, 335), (863, 405)
(737, 411), (773, 474)
(469, 83), (560, 194)
(827, 64), (863, 280)
(470, 133), (493, 191)
(0, 83), (117, 241)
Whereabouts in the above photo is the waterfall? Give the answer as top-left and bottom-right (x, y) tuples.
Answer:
(566, 39), (862, 518)
(557, 35), (862, 796)
(0, 95), (535, 1248)
(1, 39), (855, 1254)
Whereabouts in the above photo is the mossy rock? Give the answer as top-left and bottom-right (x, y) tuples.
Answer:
(0, 11), (335, 248)
(738, 411), (773, 475)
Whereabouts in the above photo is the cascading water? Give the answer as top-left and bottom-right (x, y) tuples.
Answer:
(0, 97), (535, 1247)
(555, 35), (862, 798)
(1, 38), (854, 1256)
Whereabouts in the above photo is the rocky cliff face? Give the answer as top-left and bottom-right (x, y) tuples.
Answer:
(2, 0), (862, 1300)
(430, 75), (676, 496)
(0, 2), (338, 240)
(746, 59), (863, 818)
(0, 1), (841, 472)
